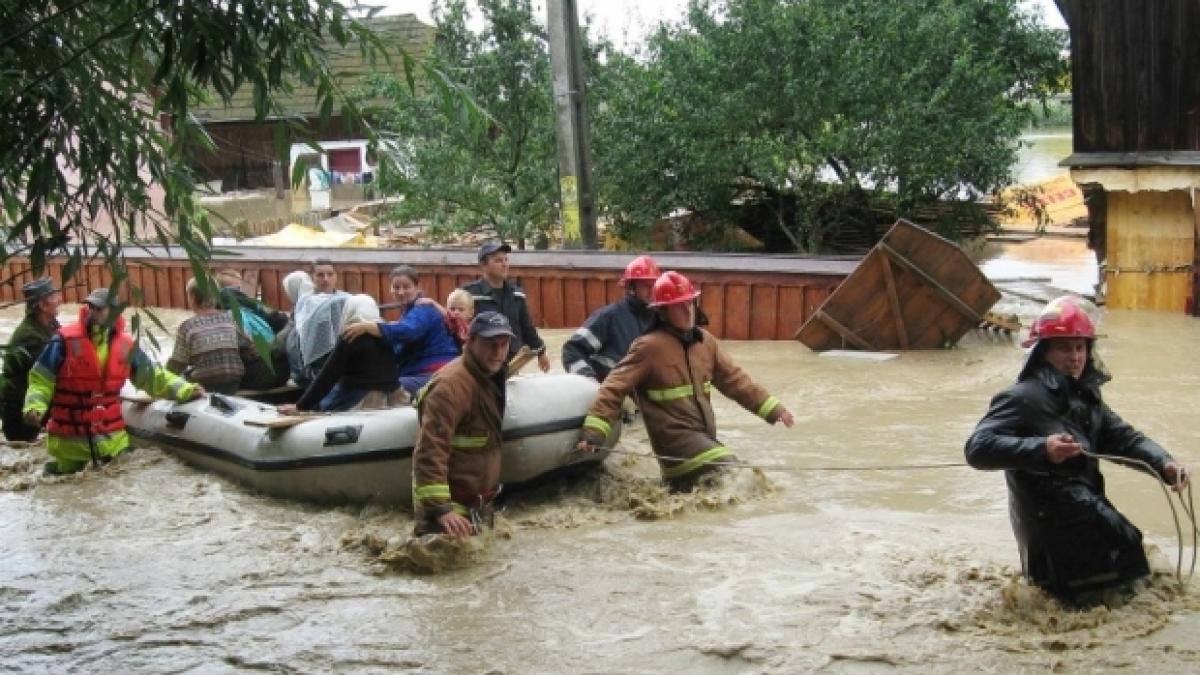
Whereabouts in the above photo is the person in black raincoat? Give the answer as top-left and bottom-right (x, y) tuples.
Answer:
(561, 255), (660, 381)
(965, 296), (1189, 603)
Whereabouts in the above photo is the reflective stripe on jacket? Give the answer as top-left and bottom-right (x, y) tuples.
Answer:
(582, 327), (781, 479)
(561, 295), (654, 381)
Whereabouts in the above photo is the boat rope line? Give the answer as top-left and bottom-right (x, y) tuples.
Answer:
(592, 445), (1197, 589)
(592, 447), (968, 472)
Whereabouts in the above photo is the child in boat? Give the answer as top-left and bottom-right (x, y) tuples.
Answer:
(445, 288), (474, 348)
(283, 295), (404, 412)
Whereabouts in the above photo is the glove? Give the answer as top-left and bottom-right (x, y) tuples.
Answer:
(577, 428), (606, 453)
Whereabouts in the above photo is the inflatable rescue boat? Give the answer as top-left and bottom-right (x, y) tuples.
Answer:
(122, 374), (614, 505)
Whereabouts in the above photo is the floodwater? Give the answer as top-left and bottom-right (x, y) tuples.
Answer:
(1013, 129), (1073, 185)
(4, 239), (1200, 673)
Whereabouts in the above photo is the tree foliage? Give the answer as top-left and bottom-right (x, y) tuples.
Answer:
(368, 0), (603, 249)
(592, 0), (1067, 251)
(0, 0), (460, 305)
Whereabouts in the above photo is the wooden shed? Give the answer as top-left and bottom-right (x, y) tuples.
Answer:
(1056, 0), (1200, 313)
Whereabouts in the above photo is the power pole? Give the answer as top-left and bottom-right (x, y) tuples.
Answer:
(547, 0), (597, 249)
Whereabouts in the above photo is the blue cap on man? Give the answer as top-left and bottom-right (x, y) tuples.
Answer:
(478, 241), (512, 263)
(469, 311), (515, 339)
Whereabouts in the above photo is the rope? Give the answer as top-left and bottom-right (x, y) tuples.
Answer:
(593, 445), (1198, 589)
(596, 447), (967, 472)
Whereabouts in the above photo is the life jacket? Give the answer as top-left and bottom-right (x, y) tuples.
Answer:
(47, 309), (134, 439)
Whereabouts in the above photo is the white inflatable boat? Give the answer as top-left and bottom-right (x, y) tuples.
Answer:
(122, 374), (615, 505)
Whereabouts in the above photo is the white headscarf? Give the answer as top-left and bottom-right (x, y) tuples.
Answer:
(282, 271), (314, 304)
(341, 294), (380, 327)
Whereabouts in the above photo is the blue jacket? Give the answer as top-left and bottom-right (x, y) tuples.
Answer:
(379, 303), (461, 378)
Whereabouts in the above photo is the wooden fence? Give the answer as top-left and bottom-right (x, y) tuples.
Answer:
(0, 248), (856, 341)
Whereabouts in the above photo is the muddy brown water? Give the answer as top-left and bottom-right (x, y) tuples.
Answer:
(4, 240), (1200, 672)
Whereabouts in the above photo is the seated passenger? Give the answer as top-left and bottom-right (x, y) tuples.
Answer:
(285, 295), (403, 412)
(215, 268), (288, 339)
(342, 265), (460, 399)
(290, 271), (349, 385)
(166, 278), (245, 395)
(444, 288), (474, 349)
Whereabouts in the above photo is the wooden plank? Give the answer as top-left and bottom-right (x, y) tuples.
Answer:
(699, 281), (724, 338)
(244, 414), (322, 429)
(1193, 187), (1200, 316)
(538, 276), (563, 329)
(563, 277), (587, 328)
(168, 266), (187, 308)
(878, 242), (983, 323)
(260, 268), (282, 310)
(584, 278), (608, 317)
(816, 310), (874, 351)
(724, 284), (751, 340)
(879, 254), (909, 349)
(749, 285), (778, 340)
(777, 286), (805, 340)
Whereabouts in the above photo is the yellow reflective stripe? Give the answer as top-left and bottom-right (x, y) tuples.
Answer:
(661, 446), (732, 479)
(646, 381), (712, 402)
(414, 382), (431, 408)
(757, 395), (780, 419)
(450, 502), (469, 516)
(451, 435), (488, 449)
(646, 383), (693, 402)
(583, 415), (612, 439)
(414, 484), (451, 502)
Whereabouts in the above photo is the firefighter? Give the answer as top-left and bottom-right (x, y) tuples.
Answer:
(562, 255), (660, 381)
(410, 311), (514, 537)
(577, 271), (795, 491)
(965, 296), (1189, 604)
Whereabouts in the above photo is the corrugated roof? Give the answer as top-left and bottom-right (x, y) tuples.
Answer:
(191, 14), (435, 123)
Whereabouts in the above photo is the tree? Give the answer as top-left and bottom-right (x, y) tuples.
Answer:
(0, 1), (471, 321)
(367, 0), (604, 249)
(592, 0), (1067, 252)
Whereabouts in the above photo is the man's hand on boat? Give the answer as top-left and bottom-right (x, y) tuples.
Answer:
(576, 429), (605, 454)
(342, 321), (382, 340)
(438, 511), (475, 538)
(537, 351), (551, 373)
(185, 386), (205, 401)
(276, 404), (299, 416)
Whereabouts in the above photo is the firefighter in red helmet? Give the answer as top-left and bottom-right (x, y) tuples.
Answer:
(578, 271), (794, 491)
(562, 255), (661, 381)
(966, 296), (1189, 604)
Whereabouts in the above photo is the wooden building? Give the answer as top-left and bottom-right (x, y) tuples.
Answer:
(187, 15), (434, 194)
(1056, 0), (1200, 312)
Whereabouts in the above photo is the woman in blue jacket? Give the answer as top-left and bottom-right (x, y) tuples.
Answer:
(342, 265), (461, 399)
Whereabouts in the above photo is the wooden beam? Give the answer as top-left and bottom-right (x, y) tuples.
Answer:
(815, 310), (874, 351)
(879, 255), (909, 349)
(878, 243), (983, 323)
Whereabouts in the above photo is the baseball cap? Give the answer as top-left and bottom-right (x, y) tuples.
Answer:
(478, 241), (512, 263)
(22, 277), (57, 303)
(469, 311), (515, 338)
(84, 287), (114, 308)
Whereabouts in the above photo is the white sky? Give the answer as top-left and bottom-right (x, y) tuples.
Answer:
(348, 0), (1066, 51)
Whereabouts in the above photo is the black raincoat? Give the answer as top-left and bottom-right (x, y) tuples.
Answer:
(964, 345), (1175, 600)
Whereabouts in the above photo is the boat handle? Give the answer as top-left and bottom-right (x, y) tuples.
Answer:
(165, 411), (191, 430)
(208, 393), (240, 416)
(324, 425), (362, 447)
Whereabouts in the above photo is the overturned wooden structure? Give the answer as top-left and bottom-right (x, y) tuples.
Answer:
(794, 220), (1000, 351)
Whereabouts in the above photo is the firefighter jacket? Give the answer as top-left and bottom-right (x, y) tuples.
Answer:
(561, 295), (654, 381)
(964, 349), (1174, 599)
(462, 278), (544, 359)
(24, 307), (196, 472)
(582, 327), (783, 480)
(411, 350), (508, 525)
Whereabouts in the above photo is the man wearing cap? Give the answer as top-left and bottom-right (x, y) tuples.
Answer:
(562, 255), (660, 382)
(578, 271), (795, 491)
(1, 278), (62, 441)
(410, 311), (514, 537)
(966, 296), (1189, 604)
(23, 288), (204, 475)
(461, 242), (549, 372)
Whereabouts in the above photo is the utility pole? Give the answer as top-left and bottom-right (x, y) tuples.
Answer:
(547, 0), (597, 249)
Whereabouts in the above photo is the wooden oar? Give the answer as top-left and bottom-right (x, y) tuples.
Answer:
(506, 345), (534, 377)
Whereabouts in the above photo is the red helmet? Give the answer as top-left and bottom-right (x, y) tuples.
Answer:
(619, 255), (661, 286)
(1022, 296), (1095, 347)
(649, 271), (701, 308)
